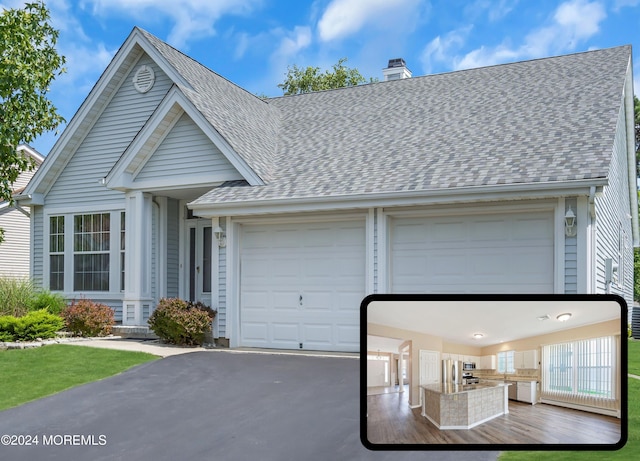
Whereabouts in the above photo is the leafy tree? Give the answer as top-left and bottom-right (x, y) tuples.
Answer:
(0, 1), (65, 243)
(278, 57), (376, 95)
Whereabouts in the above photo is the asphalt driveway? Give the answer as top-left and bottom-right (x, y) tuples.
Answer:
(0, 351), (498, 461)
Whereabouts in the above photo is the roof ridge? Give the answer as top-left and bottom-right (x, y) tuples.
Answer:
(136, 27), (269, 106)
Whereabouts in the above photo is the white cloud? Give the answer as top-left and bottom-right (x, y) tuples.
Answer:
(613, 0), (640, 11)
(465, 0), (520, 22)
(317, 0), (422, 42)
(420, 26), (472, 74)
(275, 26), (312, 59)
(453, 0), (606, 70)
(84, 0), (260, 49)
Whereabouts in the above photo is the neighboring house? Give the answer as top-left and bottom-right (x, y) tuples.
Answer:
(17, 28), (637, 352)
(0, 145), (44, 278)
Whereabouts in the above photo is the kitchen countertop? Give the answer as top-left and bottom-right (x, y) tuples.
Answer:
(421, 381), (509, 395)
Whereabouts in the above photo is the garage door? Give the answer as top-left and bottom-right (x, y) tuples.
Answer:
(391, 211), (554, 293)
(240, 220), (365, 352)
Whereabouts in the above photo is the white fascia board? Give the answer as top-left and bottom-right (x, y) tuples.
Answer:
(16, 144), (44, 165)
(23, 28), (193, 199)
(189, 178), (608, 218)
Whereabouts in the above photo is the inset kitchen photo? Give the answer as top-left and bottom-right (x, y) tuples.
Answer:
(362, 294), (627, 451)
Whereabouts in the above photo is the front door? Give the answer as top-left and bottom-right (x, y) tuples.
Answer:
(188, 220), (212, 307)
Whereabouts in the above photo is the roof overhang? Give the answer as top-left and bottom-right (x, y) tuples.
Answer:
(188, 178), (608, 218)
(103, 86), (263, 192)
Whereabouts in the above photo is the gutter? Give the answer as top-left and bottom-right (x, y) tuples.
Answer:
(188, 178), (608, 218)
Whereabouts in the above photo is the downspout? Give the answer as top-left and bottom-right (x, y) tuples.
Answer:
(624, 61), (639, 246)
(588, 186), (597, 293)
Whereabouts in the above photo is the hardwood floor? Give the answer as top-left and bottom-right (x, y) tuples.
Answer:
(367, 384), (409, 396)
(366, 391), (621, 445)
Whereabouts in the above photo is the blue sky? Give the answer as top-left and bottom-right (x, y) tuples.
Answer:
(3, 0), (639, 155)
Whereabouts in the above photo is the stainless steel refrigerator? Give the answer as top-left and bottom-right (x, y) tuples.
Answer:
(442, 359), (463, 384)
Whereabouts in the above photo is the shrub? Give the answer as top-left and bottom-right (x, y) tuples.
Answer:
(148, 298), (216, 346)
(28, 290), (67, 315)
(0, 278), (35, 317)
(0, 310), (64, 342)
(61, 299), (115, 337)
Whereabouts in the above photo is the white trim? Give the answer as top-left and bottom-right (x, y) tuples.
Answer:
(189, 180), (606, 217)
(211, 216), (221, 338)
(376, 209), (388, 294)
(156, 196), (168, 302)
(366, 208), (375, 295)
(577, 196), (589, 293)
(382, 199), (556, 218)
(227, 216), (237, 347)
(554, 197), (566, 294)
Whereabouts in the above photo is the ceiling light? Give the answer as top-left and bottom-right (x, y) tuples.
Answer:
(473, 333), (483, 339)
(537, 314), (550, 321)
(556, 313), (572, 322)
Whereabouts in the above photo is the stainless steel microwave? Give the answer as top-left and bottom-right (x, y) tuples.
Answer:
(463, 362), (476, 370)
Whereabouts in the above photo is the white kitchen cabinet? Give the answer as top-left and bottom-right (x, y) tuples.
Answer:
(442, 353), (450, 360)
(514, 350), (538, 369)
(516, 381), (537, 404)
(479, 355), (496, 370)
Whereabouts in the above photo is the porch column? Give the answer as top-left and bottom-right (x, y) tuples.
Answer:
(122, 191), (153, 325)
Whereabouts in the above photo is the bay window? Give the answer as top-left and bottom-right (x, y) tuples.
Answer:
(48, 211), (124, 293)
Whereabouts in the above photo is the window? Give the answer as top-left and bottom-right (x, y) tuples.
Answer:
(73, 213), (110, 291)
(543, 336), (614, 399)
(49, 216), (64, 291)
(497, 351), (515, 374)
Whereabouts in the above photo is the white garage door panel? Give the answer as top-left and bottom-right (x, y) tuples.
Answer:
(240, 220), (365, 352)
(391, 211), (554, 293)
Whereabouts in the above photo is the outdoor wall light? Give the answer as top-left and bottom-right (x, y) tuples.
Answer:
(213, 226), (226, 248)
(556, 313), (572, 322)
(564, 207), (577, 237)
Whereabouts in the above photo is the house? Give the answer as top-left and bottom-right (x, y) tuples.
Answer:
(366, 296), (623, 446)
(17, 28), (637, 352)
(0, 145), (44, 278)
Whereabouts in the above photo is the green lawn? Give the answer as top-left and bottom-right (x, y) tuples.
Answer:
(0, 344), (158, 411)
(498, 339), (640, 461)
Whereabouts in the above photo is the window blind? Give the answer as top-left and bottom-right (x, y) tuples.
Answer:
(541, 336), (618, 412)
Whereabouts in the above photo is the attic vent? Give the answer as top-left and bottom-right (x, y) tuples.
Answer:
(133, 65), (155, 93)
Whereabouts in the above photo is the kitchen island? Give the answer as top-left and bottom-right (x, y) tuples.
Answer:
(421, 382), (510, 430)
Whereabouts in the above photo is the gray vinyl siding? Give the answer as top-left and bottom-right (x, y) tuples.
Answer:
(564, 198), (578, 293)
(217, 219), (227, 338)
(134, 112), (242, 182)
(594, 104), (634, 306)
(32, 206), (43, 286)
(166, 198), (179, 298)
(0, 207), (31, 278)
(45, 54), (172, 207)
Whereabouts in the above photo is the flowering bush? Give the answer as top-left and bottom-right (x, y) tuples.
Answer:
(61, 299), (115, 337)
(148, 298), (215, 346)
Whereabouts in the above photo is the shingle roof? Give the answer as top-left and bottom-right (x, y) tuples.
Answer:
(181, 43), (631, 206)
(139, 28), (280, 183)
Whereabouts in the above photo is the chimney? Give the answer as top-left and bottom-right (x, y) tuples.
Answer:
(382, 58), (411, 81)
